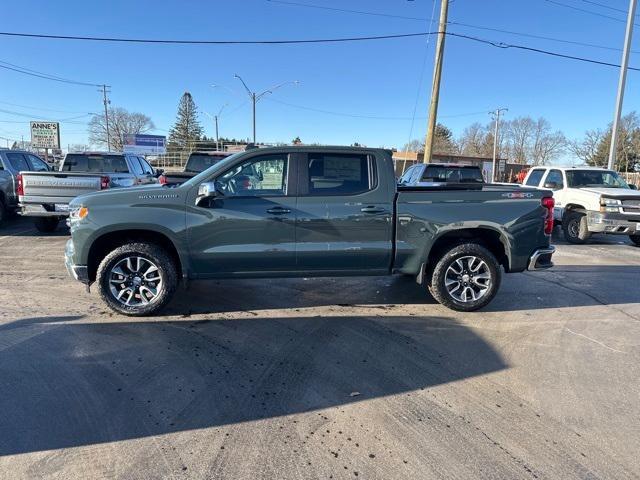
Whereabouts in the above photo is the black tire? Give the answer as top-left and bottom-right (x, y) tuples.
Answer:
(562, 211), (591, 244)
(630, 235), (640, 246)
(34, 217), (59, 233)
(97, 242), (178, 316)
(0, 198), (5, 227)
(429, 243), (502, 312)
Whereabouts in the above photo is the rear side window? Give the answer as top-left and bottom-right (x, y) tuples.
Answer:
(399, 165), (416, 184)
(306, 153), (373, 195)
(6, 153), (29, 171)
(525, 169), (545, 187)
(129, 157), (144, 175)
(62, 154), (129, 173)
(27, 154), (49, 172)
(138, 157), (154, 175)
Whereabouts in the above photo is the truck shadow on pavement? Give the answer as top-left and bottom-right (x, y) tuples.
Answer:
(0, 313), (506, 456)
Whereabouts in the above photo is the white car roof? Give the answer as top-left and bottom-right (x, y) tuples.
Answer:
(531, 166), (614, 172)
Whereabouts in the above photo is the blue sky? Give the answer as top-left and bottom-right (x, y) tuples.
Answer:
(0, 0), (638, 154)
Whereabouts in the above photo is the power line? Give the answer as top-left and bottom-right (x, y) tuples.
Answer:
(0, 30), (431, 45)
(266, 97), (487, 120)
(265, 0), (427, 21)
(0, 99), (92, 114)
(448, 21), (640, 54)
(446, 31), (640, 72)
(0, 59), (103, 87)
(543, 0), (639, 26)
(578, 0), (639, 17)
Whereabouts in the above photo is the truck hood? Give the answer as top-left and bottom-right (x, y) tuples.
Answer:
(581, 187), (640, 197)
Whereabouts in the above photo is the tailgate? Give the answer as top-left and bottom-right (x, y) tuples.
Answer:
(19, 172), (102, 204)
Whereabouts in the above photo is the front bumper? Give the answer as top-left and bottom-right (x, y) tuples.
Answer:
(527, 246), (555, 271)
(587, 211), (640, 235)
(65, 239), (89, 284)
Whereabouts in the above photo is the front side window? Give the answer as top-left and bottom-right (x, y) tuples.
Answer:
(306, 153), (373, 195)
(6, 153), (29, 172)
(566, 170), (629, 189)
(27, 154), (49, 172)
(525, 169), (545, 187)
(216, 154), (287, 197)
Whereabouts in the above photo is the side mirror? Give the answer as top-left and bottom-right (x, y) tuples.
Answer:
(629, 184), (638, 190)
(154, 168), (164, 177)
(196, 181), (217, 206)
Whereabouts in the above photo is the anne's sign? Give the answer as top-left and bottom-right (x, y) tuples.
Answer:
(30, 122), (60, 149)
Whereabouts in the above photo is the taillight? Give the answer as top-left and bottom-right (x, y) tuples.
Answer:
(100, 176), (110, 190)
(17, 173), (24, 197)
(158, 174), (168, 185)
(542, 196), (555, 235)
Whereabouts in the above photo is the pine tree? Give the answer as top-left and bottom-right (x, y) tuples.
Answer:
(168, 92), (203, 150)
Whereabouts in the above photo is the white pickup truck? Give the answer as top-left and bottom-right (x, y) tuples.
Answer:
(523, 166), (640, 245)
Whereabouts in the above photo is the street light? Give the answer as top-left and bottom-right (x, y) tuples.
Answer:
(233, 74), (299, 144)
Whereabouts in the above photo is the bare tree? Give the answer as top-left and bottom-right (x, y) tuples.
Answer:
(530, 118), (566, 166)
(458, 122), (493, 157)
(505, 117), (535, 164)
(570, 129), (605, 166)
(88, 107), (155, 151)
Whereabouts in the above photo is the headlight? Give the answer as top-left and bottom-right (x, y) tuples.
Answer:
(600, 198), (622, 206)
(69, 206), (89, 222)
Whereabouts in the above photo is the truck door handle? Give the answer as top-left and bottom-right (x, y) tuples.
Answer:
(360, 206), (386, 214)
(266, 207), (291, 215)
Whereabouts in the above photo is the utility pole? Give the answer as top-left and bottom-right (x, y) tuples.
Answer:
(101, 84), (111, 151)
(423, 0), (449, 164)
(234, 75), (298, 144)
(491, 108), (508, 182)
(608, 0), (637, 170)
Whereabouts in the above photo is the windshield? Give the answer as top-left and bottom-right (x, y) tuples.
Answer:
(422, 166), (484, 183)
(61, 154), (129, 173)
(566, 170), (630, 189)
(181, 151), (246, 188)
(185, 153), (230, 173)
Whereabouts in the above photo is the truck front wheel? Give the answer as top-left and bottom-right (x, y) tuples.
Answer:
(96, 242), (178, 316)
(429, 243), (502, 312)
(34, 217), (59, 233)
(562, 211), (590, 244)
(630, 234), (640, 246)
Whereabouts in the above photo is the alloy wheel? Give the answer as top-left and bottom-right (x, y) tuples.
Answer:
(444, 256), (492, 303)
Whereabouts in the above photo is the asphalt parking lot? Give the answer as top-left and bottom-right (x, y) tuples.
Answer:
(0, 217), (639, 480)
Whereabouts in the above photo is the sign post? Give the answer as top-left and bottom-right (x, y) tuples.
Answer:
(30, 121), (60, 150)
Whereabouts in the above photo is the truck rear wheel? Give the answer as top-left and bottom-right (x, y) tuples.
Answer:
(0, 198), (5, 227)
(96, 242), (177, 316)
(562, 211), (590, 244)
(630, 234), (640, 246)
(429, 243), (502, 312)
(34, 217), (59, 233)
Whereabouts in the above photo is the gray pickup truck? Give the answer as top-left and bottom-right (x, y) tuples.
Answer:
(0, 149), (50, 226)
(65, 146), (555, 316)
(19, 152), (161, 232)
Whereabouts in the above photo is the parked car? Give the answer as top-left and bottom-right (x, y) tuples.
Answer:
(399, 163), (485, 186)
(0, 149), (50, 226)
(64, 146), (555, 316)
(163, 151), (232, 185)
(18, 152), (162, 232)
(523, 166), (640, 244)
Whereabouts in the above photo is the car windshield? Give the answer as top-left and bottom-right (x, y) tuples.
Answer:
(566, 170), (630, 189)
(422, 166), (484, 183)
(185, 154), (230, 173)
(61, 154), (129, 173)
